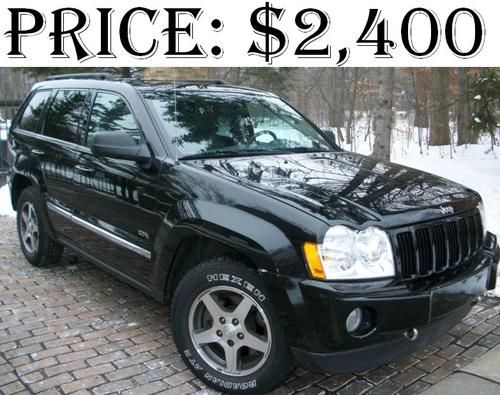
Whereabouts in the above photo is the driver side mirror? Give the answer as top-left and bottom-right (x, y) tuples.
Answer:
(90, 131), (152, 167)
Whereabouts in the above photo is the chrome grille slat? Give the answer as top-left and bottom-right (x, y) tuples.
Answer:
(432, 225), (447, 272)
(397, 232), (415, 278)
(458, 218), (469, 259)
(416, 229), (432, 275)
(445, 221), (460, 266)
(467, 216), (476, 256)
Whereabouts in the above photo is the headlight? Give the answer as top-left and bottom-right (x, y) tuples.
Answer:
(478, 201), (487, 233)
(304, 226), (395, 280)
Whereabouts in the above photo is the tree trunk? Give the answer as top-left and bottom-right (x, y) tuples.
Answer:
(339, 69), (352, 145)
(346, 69), (360, 151)
(429, 68), (451, 146)
(328, 70), (346, 130)
(312, 69), (346, 144)
(456, 68), (474, 145)
(410, 71), (429, 129)
(372, 68), (395, 161)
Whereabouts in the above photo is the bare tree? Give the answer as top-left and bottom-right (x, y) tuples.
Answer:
(408, 70), (428, 154)
(346, 68), (362, 151)
(429, 68), (451, 146)
(456, 68), (474, 146)
(312, 69), (347, 143)
(372, 68), (395, 161)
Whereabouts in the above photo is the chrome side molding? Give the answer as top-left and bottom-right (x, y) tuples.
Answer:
(47, 202), (151, 260)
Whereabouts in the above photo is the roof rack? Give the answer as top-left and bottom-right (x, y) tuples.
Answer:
(127, 78), (227, 87)
(45, 73), (227, 87)
(46, 73), (117, 81)
(168, 79), (226, 85)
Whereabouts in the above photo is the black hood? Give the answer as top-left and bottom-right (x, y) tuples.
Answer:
(185, 152), (480, 226)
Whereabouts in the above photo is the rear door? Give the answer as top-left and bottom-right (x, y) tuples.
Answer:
(70, 91), (159, 283)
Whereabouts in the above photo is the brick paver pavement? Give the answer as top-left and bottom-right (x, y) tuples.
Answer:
(0, 216), (499, 394)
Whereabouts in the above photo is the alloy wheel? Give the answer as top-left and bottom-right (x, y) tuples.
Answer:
(188, 285), (272, 377)
(20, 201), (39, 254)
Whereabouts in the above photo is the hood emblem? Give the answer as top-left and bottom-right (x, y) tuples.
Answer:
(439, 206), (455, 215)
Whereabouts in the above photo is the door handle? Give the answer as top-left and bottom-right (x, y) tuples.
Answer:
(32, 149), (45, 156)
(75, 165), (94, 174)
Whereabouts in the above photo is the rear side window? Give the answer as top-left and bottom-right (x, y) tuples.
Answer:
(87, 92), (141, 145)
(18, 91), (52, 133)
(44, 90), (89, 144)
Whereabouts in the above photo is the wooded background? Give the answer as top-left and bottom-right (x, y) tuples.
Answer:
(1, 67), (498, 161)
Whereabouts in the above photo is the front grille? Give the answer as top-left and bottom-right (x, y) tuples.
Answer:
(394, 211), (483, 280)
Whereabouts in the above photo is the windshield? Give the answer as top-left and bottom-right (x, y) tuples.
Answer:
(143, 91), (336, 158)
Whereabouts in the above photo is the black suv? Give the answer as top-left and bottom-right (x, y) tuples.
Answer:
(7, 74), (499, 394)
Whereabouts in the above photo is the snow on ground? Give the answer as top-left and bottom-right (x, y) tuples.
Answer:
(0, 185), (15, 217)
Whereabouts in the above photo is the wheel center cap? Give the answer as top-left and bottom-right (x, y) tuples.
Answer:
(222, 324), (236, 339)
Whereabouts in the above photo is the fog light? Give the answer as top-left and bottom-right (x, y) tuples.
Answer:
(346, 308), (363, 333)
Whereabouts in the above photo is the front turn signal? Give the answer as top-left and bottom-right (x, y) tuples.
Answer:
(303, 242), (326, 280)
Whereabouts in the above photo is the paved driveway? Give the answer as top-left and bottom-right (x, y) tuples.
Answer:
(0, 216), (499, 394)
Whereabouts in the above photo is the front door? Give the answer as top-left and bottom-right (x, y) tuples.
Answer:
(71, 91), (160, 283)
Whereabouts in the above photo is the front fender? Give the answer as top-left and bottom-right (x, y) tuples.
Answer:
(150, 200), (307, 348)
(152, 200), (307, 294)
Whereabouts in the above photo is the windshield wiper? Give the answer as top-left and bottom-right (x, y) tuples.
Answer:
(180, 147), (332, 161)
(268, 147), (330, 154)
(180, 149), (273, 160)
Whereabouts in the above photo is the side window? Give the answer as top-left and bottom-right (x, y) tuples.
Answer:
(17, 91), (52, 133)
(44, 90), (88, 144)
(87, 92), (141, 146)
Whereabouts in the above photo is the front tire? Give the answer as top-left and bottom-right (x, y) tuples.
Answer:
(172, 258), (293, 394)
(16, 187), (64, 267)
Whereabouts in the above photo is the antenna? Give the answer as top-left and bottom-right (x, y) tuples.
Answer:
(173, 76), (179, 164)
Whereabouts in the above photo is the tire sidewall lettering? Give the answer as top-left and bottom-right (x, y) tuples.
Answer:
(184, 348), (258, 390)
(206, 273), (266, 302)
(203, 371), (257, 391)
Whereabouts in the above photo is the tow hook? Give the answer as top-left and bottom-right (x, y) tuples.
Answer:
(403, 328), (419, 341)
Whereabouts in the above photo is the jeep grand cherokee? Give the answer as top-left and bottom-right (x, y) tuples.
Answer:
(7, 74), (499, 394)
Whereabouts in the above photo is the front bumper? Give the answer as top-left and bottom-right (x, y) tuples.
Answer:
(294, 303), (470, 373)
(290, 232), (498, 373)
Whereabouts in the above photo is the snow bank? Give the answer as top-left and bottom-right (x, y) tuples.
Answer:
(0, 185), (15, 217)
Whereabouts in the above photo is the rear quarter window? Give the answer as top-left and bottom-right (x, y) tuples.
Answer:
(17, 90), (52, 133)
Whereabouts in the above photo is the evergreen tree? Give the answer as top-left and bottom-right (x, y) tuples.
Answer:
(241, 68), (295, 98)
(469, 69), (500, 152)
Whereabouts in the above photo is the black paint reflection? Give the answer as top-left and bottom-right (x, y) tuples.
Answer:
(18, 91), (52, 133)
(185, 151), (476, 218)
